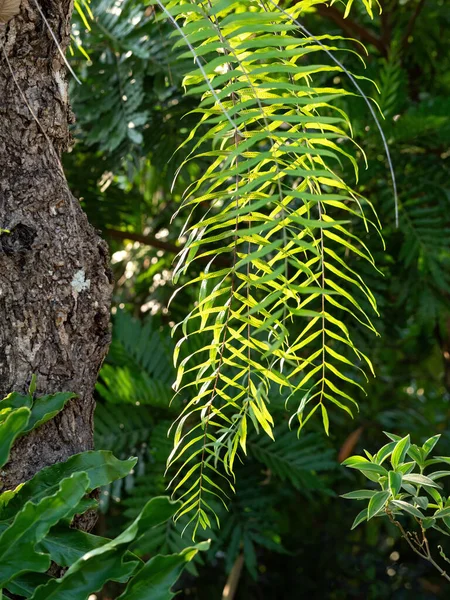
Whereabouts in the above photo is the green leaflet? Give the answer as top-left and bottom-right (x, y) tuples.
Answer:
(367, 490), (390, 520)
(0, 473), (89, 586)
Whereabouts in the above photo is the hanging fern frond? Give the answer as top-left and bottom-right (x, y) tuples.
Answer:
(154, 0), (387, 533)
(96, 310), (176, 409)
(210, 468), (287, 580)
(248, 427), (336, 495)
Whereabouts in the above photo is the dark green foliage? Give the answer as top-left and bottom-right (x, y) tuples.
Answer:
(0, 395), (206, 599)
(94, 316), (337, 580)
(64, 0), (450, 597)
(96, 310), (175, 409)
(248, 428), (336, 494)
(72, 0), (189, 156)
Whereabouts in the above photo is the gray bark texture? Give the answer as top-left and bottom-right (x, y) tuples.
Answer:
(0, 0), (112, 493)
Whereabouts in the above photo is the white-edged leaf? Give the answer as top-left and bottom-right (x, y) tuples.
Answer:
(341, 490), (377, 500)
(367, 490), (390, 520)
(391, 435), (410, 469)
(403, 473), (442, 489)
(390, 500), (425, 519)
(351, 508), (368, 530)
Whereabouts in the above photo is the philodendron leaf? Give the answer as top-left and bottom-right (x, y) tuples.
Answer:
(391, 435), (410, 469)
(24, 393), (76, 434)
(29, 497), (181, 600)
(29, 549), (138, 600)
(367, 490), (390, 520)
(0, 392), (32, 415)
(116, 542), (210, 600)
(38, 528), (116, 568)
(0, 407), (31, 469)
(6, 573), (50, 598)
(0, 472), (89, 587)
(0, 451), (136, 520)
(38, 527), (139, 568)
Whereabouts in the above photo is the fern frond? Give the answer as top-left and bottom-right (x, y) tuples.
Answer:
(71, 0), (191, 155)
(157, 0), (385, 532)
(248, 428), (336, 494)
(96, 311), (176, 409)
(211, 468), (287, 580)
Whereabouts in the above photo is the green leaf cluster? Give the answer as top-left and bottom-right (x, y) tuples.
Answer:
(342, 432), (450, 536)
(0, 392), (207, 598)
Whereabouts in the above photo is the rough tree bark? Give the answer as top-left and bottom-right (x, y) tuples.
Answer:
(0, 0), (112, 496)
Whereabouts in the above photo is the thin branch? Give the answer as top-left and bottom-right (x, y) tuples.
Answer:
(400, 0), (426, 51)
(317, 5), (385, 54)
(222, 553), (245, 600)
(106, 228), (181, 254)
(106, 228), (231, 266)
(286, 2), (386, 54)
(386, 511), (450, 583)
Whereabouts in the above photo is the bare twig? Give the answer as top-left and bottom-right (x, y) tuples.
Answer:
(401, 0), (426, 51)
(316, 4), (386, 55)
(285, 1), (386, 54)
(222, 553), (245, 600)
(386, 510), (450, 583)
(106, 228), (231, 266)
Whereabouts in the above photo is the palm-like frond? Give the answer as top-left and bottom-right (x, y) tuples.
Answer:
(96, 310), (175, 409)
(152, 0), (385, 532)
(248, 428), (336, 494)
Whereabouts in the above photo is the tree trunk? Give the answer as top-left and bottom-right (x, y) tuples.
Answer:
(0, 1), (112, 493)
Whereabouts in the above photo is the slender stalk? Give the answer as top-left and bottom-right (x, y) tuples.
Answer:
(222, 553), (245, 600)
(386, 511), (450, 583)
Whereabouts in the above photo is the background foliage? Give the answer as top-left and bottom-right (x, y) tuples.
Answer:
(64, 0), (450, 597)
